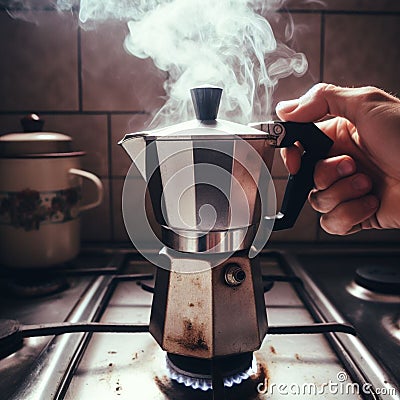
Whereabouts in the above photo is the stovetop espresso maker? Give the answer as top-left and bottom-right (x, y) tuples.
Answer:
(119, 86), (333, 389)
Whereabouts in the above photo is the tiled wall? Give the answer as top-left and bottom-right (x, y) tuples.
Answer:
(1, 1), (399, 245)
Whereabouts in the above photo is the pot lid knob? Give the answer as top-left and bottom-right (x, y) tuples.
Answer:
(190, 86), (222, 121)
(21, 113), (45, 133)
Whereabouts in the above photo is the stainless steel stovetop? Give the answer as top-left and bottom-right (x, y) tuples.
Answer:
(0, 246), (398, 400)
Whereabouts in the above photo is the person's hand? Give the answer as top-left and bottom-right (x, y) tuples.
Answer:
(276, 83), (400, 235)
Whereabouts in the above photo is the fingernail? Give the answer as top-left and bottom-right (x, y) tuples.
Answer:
(365, 195), (378, 209)
(337, 159), (355, 176)
(276, 99), (300, 113)
(352, 175), (370, 191)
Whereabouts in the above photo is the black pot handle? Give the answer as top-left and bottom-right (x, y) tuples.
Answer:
(273, 121), (333, 231)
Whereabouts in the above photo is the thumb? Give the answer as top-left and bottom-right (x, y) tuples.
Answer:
(275, 83), (379, 124)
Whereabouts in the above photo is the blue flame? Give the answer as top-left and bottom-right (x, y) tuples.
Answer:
(166, 354), (258, 391)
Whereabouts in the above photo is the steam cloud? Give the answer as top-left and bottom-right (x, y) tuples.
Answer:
(8, 0), (309, 127)
(122, 0), (308, 126)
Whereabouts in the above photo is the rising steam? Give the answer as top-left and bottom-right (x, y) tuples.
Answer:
(69, 0), (307, 126)
(9, 0), (308, 127)
(124, 0), (308, 127)
(64, 0), (307, 127)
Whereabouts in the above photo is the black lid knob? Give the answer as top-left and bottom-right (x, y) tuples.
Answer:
(21, 114), (45, 132)
(190, 86), (222, 121)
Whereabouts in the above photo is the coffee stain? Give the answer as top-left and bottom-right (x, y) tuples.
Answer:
(170, 319), (209, 352)
(115, 378), (122, 396)
(132, 349), (144, 360)
(192, 276), (203, 289)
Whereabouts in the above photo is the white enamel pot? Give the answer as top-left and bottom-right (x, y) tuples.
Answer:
(0, 115), (103, 268)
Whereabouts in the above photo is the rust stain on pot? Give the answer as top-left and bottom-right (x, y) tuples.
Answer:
(269, 346), (276, 354)
(155, 354), (269, 399)
(192, 276), (202, 289)
(169, 318), (209, 351)
(295, 353), (301, 361)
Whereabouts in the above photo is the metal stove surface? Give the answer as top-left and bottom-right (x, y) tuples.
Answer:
(296, 249), (400, 390)
(65, 255), (361, 400)
(0, 247), (398, 400)
(0, 250), (117, 400)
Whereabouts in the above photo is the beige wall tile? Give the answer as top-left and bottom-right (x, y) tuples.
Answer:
(0, 11), (78, 111)
(270, 13), (321, 113)
(285, 0), (400, 11)
(111, 113), (152, 177)
(1, 1), (60, 10)
(112, 177), (161, 245)
(81, 178), (111, 242)
(0, 114), (26, 135)
(271, 150), (289, 178)
(324, 14), (400, 94)
(112, 178), (129, 242)
(45, 114), (109, 177)
(81, 20), (167, 112)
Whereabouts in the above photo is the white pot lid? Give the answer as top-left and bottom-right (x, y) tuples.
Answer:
(0, 114), (79, 157)
(120, 86), (271, 143)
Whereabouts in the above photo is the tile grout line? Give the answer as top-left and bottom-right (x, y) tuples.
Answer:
(277, 9), (400, 16)
(77, 23), (83, 113)
(0, 111), (148, 116)
(319, 11), (325, 83)
(107, 113), (115, 241)
(316, 11), (325, 242)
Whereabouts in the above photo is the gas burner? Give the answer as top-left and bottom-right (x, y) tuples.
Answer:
(382, 314), (400, 343)
(347, 266), (400, 303)
(355, 266), (400, 294)
(165, 352), (257, 391)
(3, 276), (69, 298)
